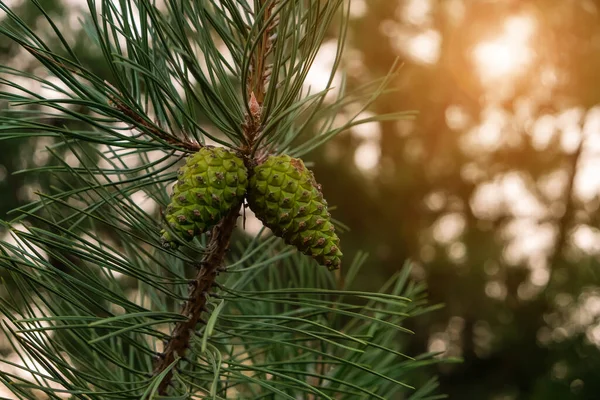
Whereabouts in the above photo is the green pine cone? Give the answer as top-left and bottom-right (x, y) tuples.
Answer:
(161, 146), (247, 248)
(247, 155), (342, 270)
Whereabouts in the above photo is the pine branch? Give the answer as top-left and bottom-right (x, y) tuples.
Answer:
(107, 88), (202, 153)
(153, 8), (276, 381)
(153, 6), (275, 382)
(0, 1), (444, 399)
(153, 203), (241, 394)
(247, 0), (278, 106)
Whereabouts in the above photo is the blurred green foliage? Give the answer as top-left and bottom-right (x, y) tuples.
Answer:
(316, 1), (600, 399)
(3, 0), (600, 399)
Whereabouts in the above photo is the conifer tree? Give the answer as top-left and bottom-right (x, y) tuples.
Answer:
(0, 1), (450, 398)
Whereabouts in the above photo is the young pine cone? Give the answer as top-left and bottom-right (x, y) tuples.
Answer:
(247, 155), (342, 270)
(161, 146), (247, 248)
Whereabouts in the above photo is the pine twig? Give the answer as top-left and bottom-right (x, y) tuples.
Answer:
(153, 1), (280, 393)
(153, 204), (241, 395)
(242, 0), (279, 159)
(107, 93), (201, 153)
(247, 0), (278, 107)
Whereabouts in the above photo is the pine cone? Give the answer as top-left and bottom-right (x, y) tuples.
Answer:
(161, 146), (247, 248)
(247, 155), (342, 270)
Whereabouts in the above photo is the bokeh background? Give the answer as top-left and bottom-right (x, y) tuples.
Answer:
(3, 0), (600, 399)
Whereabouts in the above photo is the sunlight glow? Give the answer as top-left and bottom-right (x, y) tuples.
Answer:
(400, 0), (432, 26)
(433, 213), (465, 244)
(354, 141), (380, 172)
(351, 112), (382, 141)
(304, 40), (342, 96)
(349, 0), (367, 19)
(473, 15), (536, 82)
(407, 29), (441, 65)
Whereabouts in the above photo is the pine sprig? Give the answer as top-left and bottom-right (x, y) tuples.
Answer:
(0, 0), (445, 399)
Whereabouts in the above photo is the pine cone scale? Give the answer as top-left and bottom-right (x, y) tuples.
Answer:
(160, 146), (247, 248)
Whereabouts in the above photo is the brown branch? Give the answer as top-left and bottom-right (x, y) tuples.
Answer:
(242, 0), (279, 156)
(247, 0), (278, 107)
(153, 204), (241, 395)
(107, 93), (201, 153)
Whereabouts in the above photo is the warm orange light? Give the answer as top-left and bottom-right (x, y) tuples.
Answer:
(473, 15), (536, 83)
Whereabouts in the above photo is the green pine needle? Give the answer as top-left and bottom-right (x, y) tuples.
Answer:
(0, 0), (446, 399)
